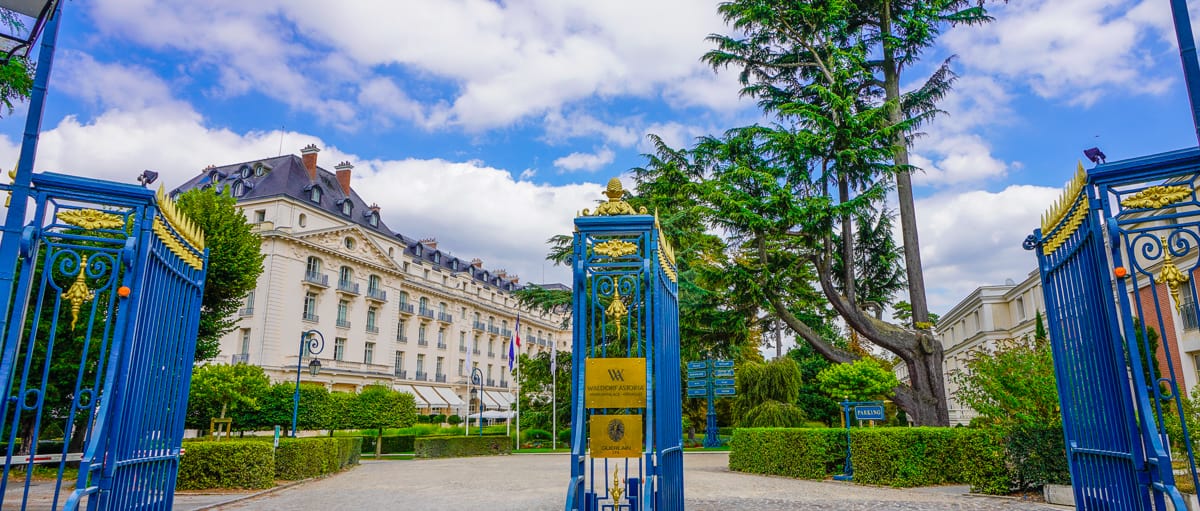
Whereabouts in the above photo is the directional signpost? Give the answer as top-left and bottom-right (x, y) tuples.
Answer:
(684, 358), (735, 447)
(833, 400), (886, 482)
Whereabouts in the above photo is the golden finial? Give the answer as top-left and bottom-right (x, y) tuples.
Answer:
(609, 466), (624, 503)
(579, 177), (647, 217)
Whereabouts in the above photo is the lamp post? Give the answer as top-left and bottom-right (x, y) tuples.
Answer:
(471, 367), (483, 436)
(292, 330), (325, 437)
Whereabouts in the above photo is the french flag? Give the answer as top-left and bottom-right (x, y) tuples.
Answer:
(508, 314), (521, 372)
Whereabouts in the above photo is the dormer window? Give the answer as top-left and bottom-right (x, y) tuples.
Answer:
(341, 200), (352, 216)
(432, 252), (440, 263)
(368, 212), (379, 227)
(232, 180), (246, 197)
(310, 186), (322, 203)
(254, 164), (267, 177)
(415, 245), (422, 257)
(239, 165), (251, 179)
(210, 171), (220, 184)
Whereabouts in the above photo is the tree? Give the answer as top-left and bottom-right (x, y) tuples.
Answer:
(951, 336), (1059, 428)
(515, 351), (571, 432)
(833, 208), (906, 318)
(350, 384), (418, 458)
(186, 364), (270, 431)
(734, 357), (807, 427)
(0, 57), (31, 118)
(788, 342), (842, 425)
(241, 382), (332, 434)
(816, 358), (899, 404)
(174, 188), (265, 361)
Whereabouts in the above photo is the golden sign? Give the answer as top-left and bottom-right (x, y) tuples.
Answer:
(589, 414), (642, 458)
(585, 358), (646, 409)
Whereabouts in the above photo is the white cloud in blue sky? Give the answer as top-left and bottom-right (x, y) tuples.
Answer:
(2, 0), (1198, 315)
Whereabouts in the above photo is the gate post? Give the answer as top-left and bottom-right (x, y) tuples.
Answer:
(565, 179), (682, 511)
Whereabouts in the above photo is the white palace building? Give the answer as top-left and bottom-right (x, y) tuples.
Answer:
(173, 145), (570, 417)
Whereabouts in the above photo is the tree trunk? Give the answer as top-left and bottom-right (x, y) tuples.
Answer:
(376, 428), (383, 458)
(839, 177), (857, 307)
(881, 0), (930, 326)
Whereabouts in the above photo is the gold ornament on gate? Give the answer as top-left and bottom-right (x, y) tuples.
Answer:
(61, 255), (95, 329)
(1156, 236), (1190, 313)
(609, 467), (624, 502)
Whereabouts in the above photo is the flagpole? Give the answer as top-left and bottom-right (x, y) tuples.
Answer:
(552, 352), (557, 450)
(516, 350), (522, 451)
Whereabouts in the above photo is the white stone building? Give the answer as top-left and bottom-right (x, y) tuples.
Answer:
(173, 145), (570, 416)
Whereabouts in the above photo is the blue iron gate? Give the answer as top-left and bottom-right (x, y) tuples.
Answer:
(566, 179), (682, 511)
(0, 174), (207, 510)
(1028, 152), (1200, 510)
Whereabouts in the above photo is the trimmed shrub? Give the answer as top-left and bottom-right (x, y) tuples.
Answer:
(728, 428), (845, 479)
(1006, 424), (1069, 490)
(275, 437), (339, 480)
(850, 428), (961, 487)
(448, 414), (463, 426)
(360, 435), (416, 454)
(178, 441), (274, 490)
(559, 428), (571, 444)
(415, 435), (513, 458)
(336, 436), (362, 469)
(524, 429), (552, 441)
(955, 428), (1008, 495)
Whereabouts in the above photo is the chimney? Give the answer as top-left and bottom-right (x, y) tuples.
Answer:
(420, 237), (438, 250)
(470, 258), (483, 269)
(334, 161), (353, 194)
(301, 144), (320, 181)
(369, 203), (380, 213)
(509, 275), (519, 284)
(496, 269), (507, 279)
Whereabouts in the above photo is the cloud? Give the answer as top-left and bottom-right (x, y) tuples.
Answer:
(914, 185), (1060, 314)
(87, 0), (747, 131)
(542, 111), (640, 147)
(554, 147), (615, 172)
(908, 75), (1014, 187)
(944, 0), (1174, 106)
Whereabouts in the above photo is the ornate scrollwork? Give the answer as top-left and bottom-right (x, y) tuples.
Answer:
(1156, 236), (1190, 312)
(594, 240), (638, 258)
(57, 209), (125, 230)
(580, 178), (648, 217)
(606, 287), (629, 339)
(1120, 185), (1192, 210)
(61, 254), (95, 329)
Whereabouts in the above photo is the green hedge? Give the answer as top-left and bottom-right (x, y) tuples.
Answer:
(728, 428), (845, 479)
(415, 435), (513, 458)
(336, 437), (362, 468)
(275, 438), (339, 480)
(360, 435), (415, 454)
(177, 441), (275, 490)
(728, 426), (1061, 494)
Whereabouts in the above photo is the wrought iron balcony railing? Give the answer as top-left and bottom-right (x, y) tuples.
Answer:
(486, 378), (496, 387)
(367, 288), (388, 302)
(303, 272), (329, 287)
(419, 307), (435, 319)
(367, 325), (379, 334)
(435, 374), (447, 383)
(437, 342), (447, 350)
(303, 312), (319, 323)
(459, 345), (467, 353)
(238, 307), (253, 317)
(395, 369), (407, 378)
(231, 353), (249, 364)
(417, 339), (429, 346)
(398, 303), (414, 315)
(414, 371), (428, 381)
(396, 335), (408, 344)
(337, 281), (360, 295)
(336, 319), (351, 329)
(437, 312), (453, 323)
(473, 321), (487, 331)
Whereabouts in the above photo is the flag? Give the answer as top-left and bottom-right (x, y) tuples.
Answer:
(550, 341), (557, 372)
(508, 314), (521, 373)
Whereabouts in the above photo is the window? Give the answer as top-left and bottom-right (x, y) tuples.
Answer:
(395, 351), (404, 373)
(1183, 290), (1200, 331)
(334, 338), (346, 361)
(459, 331), (466, 349)
(415, 245), (422, 257)
(487, 364), (493, 381)
(344, 237), (356, 250)
(367, 307), (378, 330)
(341, 200), (352, 216)
(255, 164), (266, 177)
(488, 339), (494, 356)
(461, 306), (467, 319)
(474, 312), (481, 324)
(210, 171), (220, 184)
(306, 256), (322, 276)
(418, 324), (427, 344)
(337, 300), (349, 325)
(416, 354), (425, 372)
(397, 319), (406, 339)
(419, 297), (429, 312)
(437, 328), (444, 346)
(436, 357), (444, 376)
(339, 266), (354, 287)
(458, 360), (464, 376)
(239, 329), (250, 355)
(240, 165), (252, 179)
(388, 247), (394, 257)
(232, 181), (245, 197)
(310, 186), (322, 203)
(298, 213), (307, 227)
(399, 292), (409, 307)
(368, 275), (382, 294)
(244, 291), (255, 310)
(368, 212), (379, 227)
(364, 342), (375, 364)
(303, 292), (317, 321)
(439, 302), (447, 315)
(254, 209), (265, 223)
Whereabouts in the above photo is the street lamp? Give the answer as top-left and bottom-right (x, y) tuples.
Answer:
(292, 330), (325, 437)
(471, 367), (483, 437)
(0, 0), (60, 63)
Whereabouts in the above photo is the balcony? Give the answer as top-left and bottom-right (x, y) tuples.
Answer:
(336, 319), (351, 329)
(486, 379), (496, 387)
(488, 351), (495, 358)
(458, 345), (467, 353)
(367, 325), (380, 334)
(396, 335), (408, 344)
(231, 353), (249, 364)
(366, 288), (388, 302)
(303, 312), (319, 323)
(418, 307), (435, 320)
(238, 307), (253, 317)
(501, 329), (512, 338)
(417, 338), (429, 346)
(472, 348), (481, 355)
(395, 369), (407, 379)
(437, 342), (447, 350)
(472, 321), (486, 331)
(437, 312), (453, 323)
(488, 326), (501, 335)
(303, 272), (329, 287)
(415, 371), (428, 381)
(435, 373), (447, 383)
(337, 280), (360, 295)
(398, 303), (414, 315)
(500, 381), (508, 388)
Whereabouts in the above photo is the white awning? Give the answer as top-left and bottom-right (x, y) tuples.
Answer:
(485, 391), (513, 410)
(434, 387), (465, 407)
(479, 391), (501, 409)
(393, 384), (427, 407)
(413, 386), (448, 408)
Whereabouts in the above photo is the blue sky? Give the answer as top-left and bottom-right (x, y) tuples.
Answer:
(1, 0), (1197, 316)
